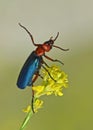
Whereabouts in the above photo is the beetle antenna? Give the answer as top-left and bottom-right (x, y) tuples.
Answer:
(53, 32), (59, 41)
(49, 36), (53, 40)
(53, 32), (69, 51)
(19, 23), (38, 46)
(52, 45), (69, 51)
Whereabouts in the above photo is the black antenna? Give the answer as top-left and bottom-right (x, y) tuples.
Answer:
(53, 45), (69, 51)
(53, 32), (59, 42)
(19, 23), (38, 46)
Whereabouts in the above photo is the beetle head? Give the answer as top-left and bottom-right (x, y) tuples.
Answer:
(42, 32), (59, 52)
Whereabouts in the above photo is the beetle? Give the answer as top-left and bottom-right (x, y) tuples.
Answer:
(17, 23), (69, 90)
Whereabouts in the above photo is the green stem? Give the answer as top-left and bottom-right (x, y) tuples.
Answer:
(19, 109), (33, 130)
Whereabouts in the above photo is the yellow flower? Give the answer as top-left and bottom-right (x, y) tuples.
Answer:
(32, 65), (68, 97)
(32, 86), (45, 98)
(23, 105), (31, 113)
(23, 99), (43, 113)
(42, 65), (68, 96)
(33, 99), (43, 113)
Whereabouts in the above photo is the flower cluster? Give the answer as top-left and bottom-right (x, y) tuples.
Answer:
(20, 65), (68, 130)
(31, 65), (68, 113)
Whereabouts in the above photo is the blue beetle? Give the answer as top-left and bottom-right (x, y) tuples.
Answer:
(17, 23), (69, 89)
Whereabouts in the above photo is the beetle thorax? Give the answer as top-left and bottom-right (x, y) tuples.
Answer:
(35, 42), (53, 56)
(35, 45), (45, 56)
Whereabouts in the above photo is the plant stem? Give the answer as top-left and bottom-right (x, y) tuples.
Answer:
(19, 110), (33, 130)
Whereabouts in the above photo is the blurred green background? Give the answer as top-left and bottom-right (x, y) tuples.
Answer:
(0, 0), (93, 130)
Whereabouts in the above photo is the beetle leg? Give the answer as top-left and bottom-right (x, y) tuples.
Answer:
(30, 73), (39, 113)
(28, 73), (39, 86)
(44, 54), (64, 65)
(41, 64), (56, 82)
(32, 73), (39, 84)
(42, 60), (50, 68)
(31, 89), (35, 113)
(31, 72), (43, 113)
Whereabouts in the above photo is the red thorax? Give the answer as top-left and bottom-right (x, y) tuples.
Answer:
(35, 42), (53, 56)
